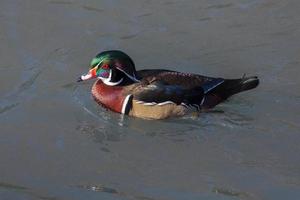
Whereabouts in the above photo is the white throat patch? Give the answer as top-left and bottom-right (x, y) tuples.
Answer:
(99, 69), (124, 86)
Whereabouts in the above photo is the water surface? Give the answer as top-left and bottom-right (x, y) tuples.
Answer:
(1, 0), (300, 199)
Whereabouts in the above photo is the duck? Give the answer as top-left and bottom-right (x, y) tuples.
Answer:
(77, 50), (259, 119)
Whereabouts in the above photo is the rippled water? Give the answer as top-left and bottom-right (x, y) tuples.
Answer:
(1, 0), (300, 199)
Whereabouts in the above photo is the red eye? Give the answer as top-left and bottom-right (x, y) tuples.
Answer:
(101, 64), (109, 70)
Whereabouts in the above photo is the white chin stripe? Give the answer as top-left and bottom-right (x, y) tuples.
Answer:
(99, 69), (124, 86)
(99, 68), (139, 85)
(102, 77), (124, 86)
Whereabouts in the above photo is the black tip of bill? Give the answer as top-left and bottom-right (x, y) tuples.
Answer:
(77, 77), (83, 82)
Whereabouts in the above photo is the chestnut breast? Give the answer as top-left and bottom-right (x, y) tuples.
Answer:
(91, 80), (126, 113)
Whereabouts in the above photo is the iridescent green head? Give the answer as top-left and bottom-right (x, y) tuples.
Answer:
(78, 50), (139, 85)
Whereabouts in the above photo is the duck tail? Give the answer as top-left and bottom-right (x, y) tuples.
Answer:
(214, 75), (259, 99)
(200, 75), (259, 109)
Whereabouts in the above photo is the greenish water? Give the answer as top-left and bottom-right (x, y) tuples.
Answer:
(1, 0), (300, 199)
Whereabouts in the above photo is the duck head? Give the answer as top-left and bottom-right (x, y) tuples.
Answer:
(78, 50), (139, 86)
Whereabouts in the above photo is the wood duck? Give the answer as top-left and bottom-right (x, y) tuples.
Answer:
(77, 50), (259, 119)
